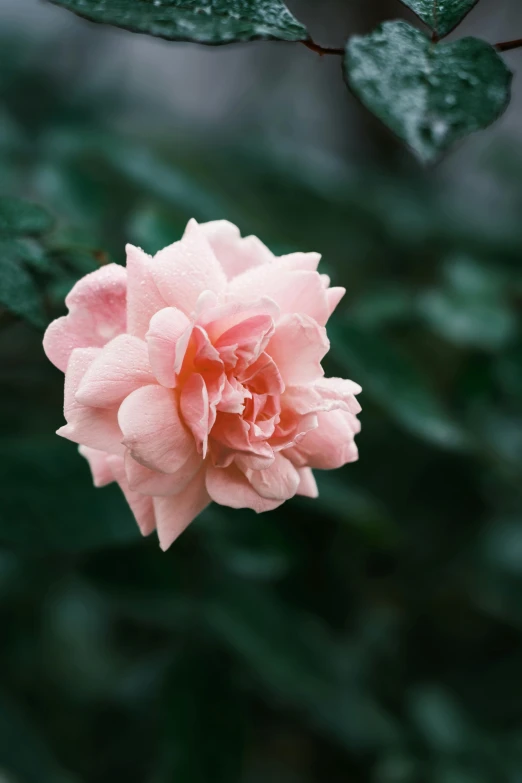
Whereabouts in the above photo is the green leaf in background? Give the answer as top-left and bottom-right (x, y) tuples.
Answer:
(331, 322), (468, 450)
(419, 255), (518, 350)
(48, 0), (309, 44)
(0, 196), (55, 237)
(399, 0), (479, 38)
(344, 22), (512, 162)
(0, 438), (141, 551)
(0, 690), (76, 783)
(154, 650), (245, 783)
(0, 239), (46, 327)
(0, 198), (56, 326)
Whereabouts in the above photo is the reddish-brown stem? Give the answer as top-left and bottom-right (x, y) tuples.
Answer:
(496, 38), (522, 53)
(302, 37), (522, 57)
(302, 39), (344, 57)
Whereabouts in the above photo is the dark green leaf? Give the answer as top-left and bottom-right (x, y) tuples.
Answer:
(330, 322), (468, 450)
(0, 196), (54, 237)
(408, 685), (471, 752)
(419, 289), (516, 350)
(299, 474), (400, 549)
(205, 582), (398, 751)
(0, 437), (141, 551)
(154, 650), (245, 783)
(0, 690), (77, 783)
(344, 22), (512, 162)
(399, 0), (479, 38)
(0, 240), (46, 326)
(480, 516), (522, 576)
(420, 256), (517, 350)
(49, 0), (309, 44)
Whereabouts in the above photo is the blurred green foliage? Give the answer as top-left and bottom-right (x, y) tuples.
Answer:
(1, 31), (522, 783)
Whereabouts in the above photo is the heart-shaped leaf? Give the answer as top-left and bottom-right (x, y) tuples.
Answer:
(399, 0), (479, 39)
(49, 0), (309, 44)
(344, 21), (512, 162)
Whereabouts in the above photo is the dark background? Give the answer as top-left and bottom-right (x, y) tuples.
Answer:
(1, 1), (522, 781)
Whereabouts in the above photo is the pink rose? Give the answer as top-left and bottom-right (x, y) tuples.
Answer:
(44, 220), (361, 550)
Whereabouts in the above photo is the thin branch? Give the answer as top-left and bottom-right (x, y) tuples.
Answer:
(302, 39), (344, 57)
(301, 35), (522, 57)
(496, 38), (522, 53)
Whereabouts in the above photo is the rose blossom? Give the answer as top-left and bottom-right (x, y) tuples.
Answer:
(43, 219), (361, 550)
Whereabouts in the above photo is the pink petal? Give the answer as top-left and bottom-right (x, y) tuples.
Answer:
(296, 467), (318, 498)
(267, 313), (329, 385)
(217, 377), (249, 414)
(118, 384), (197, 473)
(146, 307), (192, 388)
(242, 452), (300, 501)
(192, 325), (223, 371)
(214, 314), (275, 370)
(124, 448), (201, 496)
(59, 347), (124, 455)
(106, 455), (156, 536)
(327, 287), (345, 317)
(277, 252), (321, 273)
(153, 467), (210, 550)
(76, 334), (155, 408)
(179, 373), (210, 457)
(126, 244), (167, 340)
(206, 463), (283, 513)
(43, 264), (127, 372)
(238, 352), (284, 396)
(234, 452), (276, 472)
(199, 220), (273, 279)
(150, 219), (226, 316)
(284, 377), (362, 416)
(210, 414), (275, 467)
(290, 410), (360, 470)
(201, 297), (280, 339)
(228, 269), (330, 326)
(270, 411), (318, 453)
(78, 445), (115, 487)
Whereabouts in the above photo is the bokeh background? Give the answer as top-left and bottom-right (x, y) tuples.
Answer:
(2, 1), (522, 781)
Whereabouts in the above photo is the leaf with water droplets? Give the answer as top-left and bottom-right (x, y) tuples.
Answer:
(48, 0), (309, 44)
(399, 0), (479, 38)
(344, 21), (512, 163)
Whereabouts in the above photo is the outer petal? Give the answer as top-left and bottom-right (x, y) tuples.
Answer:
(326, 287), (345, 317)
(124, 448), (201, 496)
(106, 455), (156, 536)
(118, 384), (197, 473)
(206, 463), (283, 513)
(43, 264), (127, 372)
(228, 269), (330, 326)
(151, 219), (226, 316)
(290, 410), (360, 470)
(199, 220), (273, 279)
(284, 377), (362, 416)
(78, 445), (115, 487)
(277, 252), (321, 273)
(76, 334), (154, 408)
(242, 452), (300, 501)
(296, 467), (318, 498)
(153, 467), (210, 550)
(146, 307), (192, 387)
(267, 313), (329, 385)
(126, 244), (167, 340)
(59, 347), (124, 455)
